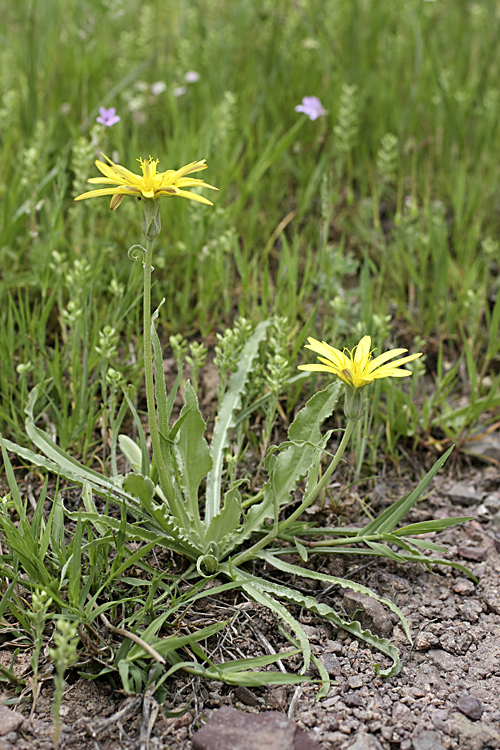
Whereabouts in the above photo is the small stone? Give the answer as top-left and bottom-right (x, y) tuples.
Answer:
(342, 591), (394, 638)
(452, 711), (500, 749)
(0, 707), (25, 736)
(348, 731), (384, 749)
(447, 482), (482, 506)
(484, 591), (500, 614)
(456, 546), (487, 562)
(431, 709), (449, 732)
(428, 649), (462, 672)
(348, 675), (364, 690)
(192, 706), (321, 750)
(412, 730), (447, 750)
(462, 432), (500, 463)
(456, 695), (483, 721)
(233, 686), (260, 707)
(392, 702), (413, 728)
(483, 491), (500, 512)
(380, 725), (393, 741)
(415, 632), (440, 651)
(344, 693), (364, 708)
(452, 579), (475, 596)
(320, 653), (341, 676)
(324, 640), (343, 655)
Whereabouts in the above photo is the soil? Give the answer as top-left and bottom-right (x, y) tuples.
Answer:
(0, 462), (499, 750)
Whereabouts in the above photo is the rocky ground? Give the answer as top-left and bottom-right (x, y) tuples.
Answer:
(0, 462), (499, 750)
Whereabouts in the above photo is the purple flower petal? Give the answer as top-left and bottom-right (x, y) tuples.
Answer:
(294, 96), (326, 121)
(96, 106), (121, 127)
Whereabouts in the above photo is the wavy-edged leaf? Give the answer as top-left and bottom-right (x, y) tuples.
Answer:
(223, 381), (341, 557)
(240, 581), (312, 675)
(174, 382), (211, 537)
(1, 434), (135, 505)
(205, 321), (270, 526)
(205, 487), (242, 547)
(226, 565), (401, 677)
(123, 474), (155, 507)
(258, 551), (412, 643)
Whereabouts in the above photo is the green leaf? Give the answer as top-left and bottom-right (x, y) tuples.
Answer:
(392, 517), (473, 536)
(205, 321), (270, 526)
(126, 620), (228, 662)
(401, 538), (449, 553)
(205, 487), (242, 547)
(257, 552), (412, 643)
(294, 539), (308, 562)
(361, 446), (453, 536)
(226, 381), (340, 557)
(121, 387), (151, 477)
(174, 382), (211, 535)
(82, 482), (108, 537)
(241, 581), (312, 674)
(123, 474), (156, 508)
(365, 540), (407, 563)
(118, 435), (143, 474)
(225, 564), (401, 678)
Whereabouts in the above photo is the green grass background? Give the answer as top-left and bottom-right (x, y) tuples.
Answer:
(1, 0), (500, 455)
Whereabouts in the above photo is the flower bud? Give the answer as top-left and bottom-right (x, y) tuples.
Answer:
(142, 198), (161, 242)
(343, 385), (365, 420)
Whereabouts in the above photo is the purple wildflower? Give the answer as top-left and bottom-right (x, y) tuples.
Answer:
(96, 107), (121, 127)
(294, 96), (326, 121)
(185, 71), (200, 83)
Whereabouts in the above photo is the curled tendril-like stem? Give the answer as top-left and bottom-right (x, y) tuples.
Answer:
(127, 244), (146, 262)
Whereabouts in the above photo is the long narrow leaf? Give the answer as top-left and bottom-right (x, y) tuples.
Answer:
(206, 321), (270, 525)
(361, 446), (453, 535)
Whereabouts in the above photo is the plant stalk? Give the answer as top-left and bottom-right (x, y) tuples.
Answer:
(141, 215), (189, 528)
(231, 418), (356, 567)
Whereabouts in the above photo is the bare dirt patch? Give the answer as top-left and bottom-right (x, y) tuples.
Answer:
(0, 463), (499, 750)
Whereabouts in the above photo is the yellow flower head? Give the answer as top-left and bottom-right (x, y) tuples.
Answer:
(298, 335), (422, 390)
(74, 153), (217, 210)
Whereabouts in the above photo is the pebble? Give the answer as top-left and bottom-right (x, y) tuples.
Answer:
(342, 591), (394, 638)
(483, 492), (500, 513)
(452, 711), (500, 749)
(348, 676), (364, 690)
(456, 695), (483, 721)
(457, 546), (487, 562)
(320, 653), (341, 676)
(428, 649), (463, 672)
(415, 632), (440, 650)
(344, 693), (364, 708)
(347, 731), (384, 749)
(192, 706), (321, 750)
(233, 686), (260, 707)
(447, 482), (483, 506)
(0, 707), (25, 737)
(453, 579), (475, 596)
(412, 730), (447, 750)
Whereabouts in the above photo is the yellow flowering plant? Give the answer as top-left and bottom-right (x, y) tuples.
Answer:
(1, 153), (475, 696)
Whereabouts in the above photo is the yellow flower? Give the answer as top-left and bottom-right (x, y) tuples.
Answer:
(298, 335), (422, 389)
(74, 153), (217, 210)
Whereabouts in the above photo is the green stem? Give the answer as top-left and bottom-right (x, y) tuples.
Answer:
(231, 418), (356, 567)
(142, 233), (189, 529)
